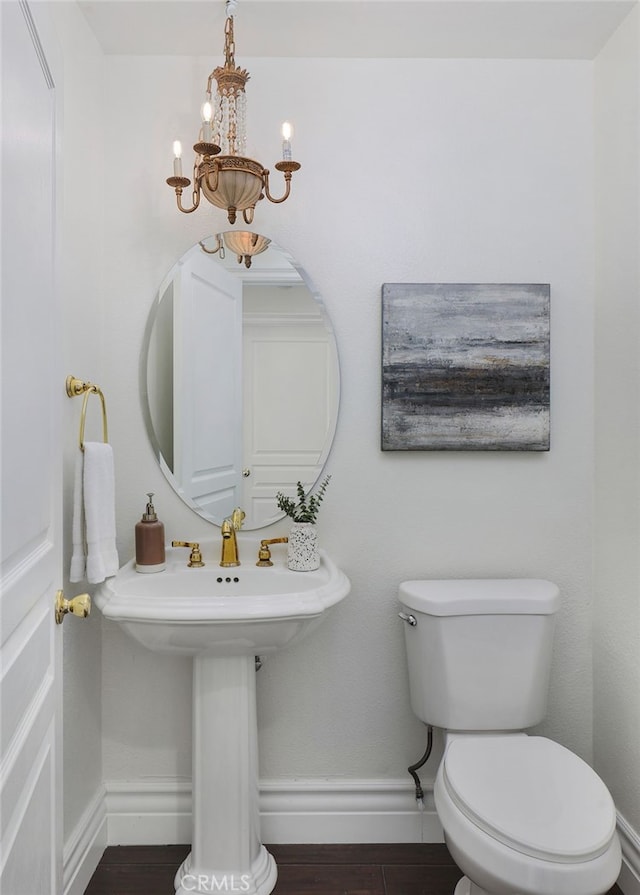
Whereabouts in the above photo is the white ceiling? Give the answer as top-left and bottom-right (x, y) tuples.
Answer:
(77, 0), (636, 59)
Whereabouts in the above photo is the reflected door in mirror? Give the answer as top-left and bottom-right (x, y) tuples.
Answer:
(174, 253), (243, 520)
(242, 305), (338, 527)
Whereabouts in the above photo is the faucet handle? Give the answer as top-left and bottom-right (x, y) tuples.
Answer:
(256, 537), (289, 567)
(171, 540), (205, 567)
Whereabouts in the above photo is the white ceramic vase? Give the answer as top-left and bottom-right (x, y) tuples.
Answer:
(287, 522), (320, 571)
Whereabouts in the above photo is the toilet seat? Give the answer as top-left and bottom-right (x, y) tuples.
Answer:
(442, 736), (617, 864)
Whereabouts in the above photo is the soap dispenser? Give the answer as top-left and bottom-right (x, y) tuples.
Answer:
(135, 492), (166, 573)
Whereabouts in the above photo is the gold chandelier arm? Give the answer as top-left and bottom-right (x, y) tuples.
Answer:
(176, 186), (201, 214)
(263, 171), (291, 205)
(166, 176), (200, 214)
(242, 206), (255, 225)
(263, 161), (301, 205)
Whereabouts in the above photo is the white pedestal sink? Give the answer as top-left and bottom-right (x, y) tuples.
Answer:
(95, 544), (350, 895)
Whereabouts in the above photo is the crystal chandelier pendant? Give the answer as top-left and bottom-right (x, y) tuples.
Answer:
(166, 2), (301, 226)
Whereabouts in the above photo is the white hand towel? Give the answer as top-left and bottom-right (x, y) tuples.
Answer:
(70, 442), (119, 584)
(70, 451), (87, 582)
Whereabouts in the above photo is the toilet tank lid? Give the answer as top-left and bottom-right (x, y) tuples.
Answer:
(398, 579), (560, 615)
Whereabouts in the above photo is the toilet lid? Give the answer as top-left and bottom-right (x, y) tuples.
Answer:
(442, 736), (616, 863)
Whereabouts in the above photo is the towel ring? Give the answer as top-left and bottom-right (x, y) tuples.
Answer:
(66, 375), (109, 451)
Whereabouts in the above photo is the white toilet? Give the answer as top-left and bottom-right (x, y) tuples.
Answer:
(399, 578), (621, 895)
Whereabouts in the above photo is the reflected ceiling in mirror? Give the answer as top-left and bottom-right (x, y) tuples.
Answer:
(141, 234), (340, 530)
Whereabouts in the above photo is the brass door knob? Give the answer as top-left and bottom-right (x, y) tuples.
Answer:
(55, 590), (91, 625)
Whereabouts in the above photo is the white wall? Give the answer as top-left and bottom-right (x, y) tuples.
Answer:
(48, 0), (106, 849)
(99, 54), (596, 791)
(594, 1), (640, 863)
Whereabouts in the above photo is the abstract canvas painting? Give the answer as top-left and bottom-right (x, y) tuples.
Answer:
(381, 283), (550, 451)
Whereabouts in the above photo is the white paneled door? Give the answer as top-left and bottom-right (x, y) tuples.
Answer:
(1, 3), (63, 893)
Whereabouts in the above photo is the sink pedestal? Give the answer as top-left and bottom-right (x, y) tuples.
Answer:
(95, 548), (351, 895)
(174, 655), (277, 895)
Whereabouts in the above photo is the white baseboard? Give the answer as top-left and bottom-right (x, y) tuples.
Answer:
(105, 777), (443, 846)
(618, 812), (640, 895)
(260, 779), (443, 844)
(67, 778), (640, 895)
(63, 785), (107, 895)
(105, 777), (193, 845)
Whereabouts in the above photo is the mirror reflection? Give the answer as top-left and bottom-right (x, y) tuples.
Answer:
(141, 234), (340, 530)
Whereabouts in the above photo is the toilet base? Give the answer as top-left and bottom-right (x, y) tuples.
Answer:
(454, 876), (491, 895)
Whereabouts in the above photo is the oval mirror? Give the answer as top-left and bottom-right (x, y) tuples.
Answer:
(141, 233), (340, 530)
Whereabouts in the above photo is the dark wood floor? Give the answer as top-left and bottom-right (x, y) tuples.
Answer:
(84, 843), (624, 895)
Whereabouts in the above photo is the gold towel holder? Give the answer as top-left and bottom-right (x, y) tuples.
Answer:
(66, 375), (109, 451)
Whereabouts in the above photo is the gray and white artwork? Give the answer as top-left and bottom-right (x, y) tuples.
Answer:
(381, 283), (550, 451)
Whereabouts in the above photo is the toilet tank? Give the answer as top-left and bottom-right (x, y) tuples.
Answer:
(399, 579), (560, 731)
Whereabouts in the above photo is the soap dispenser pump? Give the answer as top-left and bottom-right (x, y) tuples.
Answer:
(135, 492), (166, 573)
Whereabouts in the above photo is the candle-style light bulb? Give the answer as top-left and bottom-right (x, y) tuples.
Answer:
(281, 121), (293, 161)
(201, 100), (213, 143)
(172, 140), (183, 176)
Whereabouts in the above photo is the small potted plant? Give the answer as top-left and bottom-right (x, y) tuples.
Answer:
(276, 475), (331, 571)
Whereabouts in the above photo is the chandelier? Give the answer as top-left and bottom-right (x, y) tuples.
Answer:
(199, 231), (271, 268)
(166, 1), (300, 225)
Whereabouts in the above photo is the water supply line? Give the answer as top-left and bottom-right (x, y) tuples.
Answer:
(408, 724), (433, 805)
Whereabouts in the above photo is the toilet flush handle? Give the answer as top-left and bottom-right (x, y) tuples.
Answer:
(398, 611), (417, 627)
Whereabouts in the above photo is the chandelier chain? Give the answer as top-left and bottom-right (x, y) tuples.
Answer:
(224, 16), (235, 68)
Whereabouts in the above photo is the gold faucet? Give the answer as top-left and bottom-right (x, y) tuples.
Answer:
(220, 508), (245, 567)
